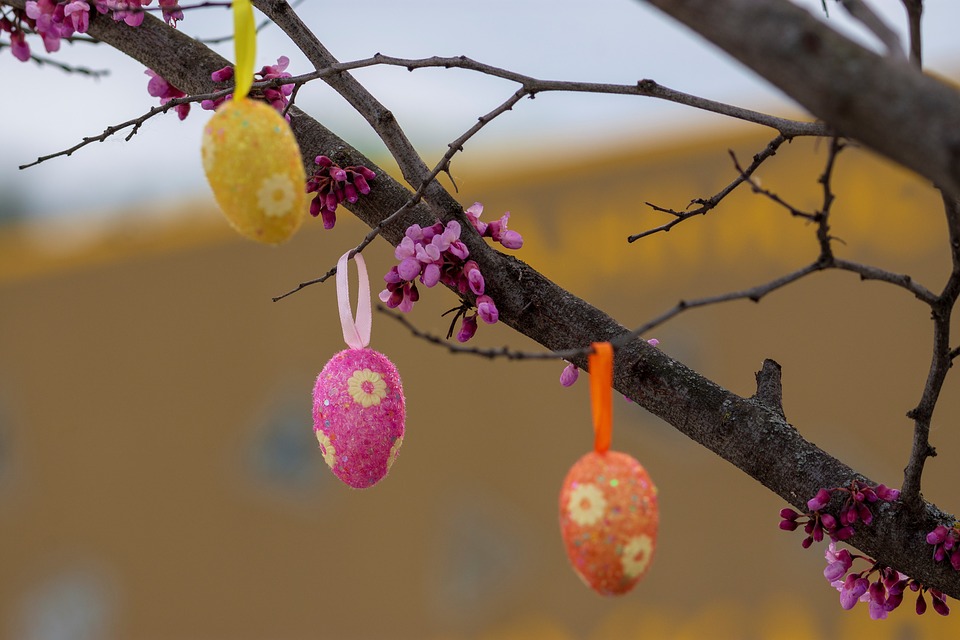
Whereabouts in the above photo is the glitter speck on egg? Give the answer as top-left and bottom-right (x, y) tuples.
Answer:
(312, 348), (405, 489)
(559, 450), (659, 596)
(201, 98), (307, 245)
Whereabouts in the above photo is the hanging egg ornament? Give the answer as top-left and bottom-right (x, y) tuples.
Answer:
(311, 251), (406, 489)
(559, 450), (658, 595)
(312, 347), (405, 488)
(558, 342), (659, 595)
(201, 98), (307, 244)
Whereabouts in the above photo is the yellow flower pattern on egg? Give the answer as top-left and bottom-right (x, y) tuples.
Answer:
(566, 483), (607, 526)
(621, 534), (654, 579)
(347, 368), (388, 407)
(387, 435), (403, 471)
(315, 430), (336, 468)
(201, 98), (307, 244)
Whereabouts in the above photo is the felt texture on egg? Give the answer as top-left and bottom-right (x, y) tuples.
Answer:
(312, 348), (405, 489)
(559, 450), (659, 596)
(201, 98), (307, 244)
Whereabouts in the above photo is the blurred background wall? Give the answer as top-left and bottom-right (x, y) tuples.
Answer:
(2, 130), (960, 640)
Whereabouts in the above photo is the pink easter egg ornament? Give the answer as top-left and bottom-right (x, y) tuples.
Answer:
(312, 251), (406, 489)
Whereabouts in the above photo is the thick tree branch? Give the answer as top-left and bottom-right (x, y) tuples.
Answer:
(640, 0), (960, 198)
(7, 0), (960, 598)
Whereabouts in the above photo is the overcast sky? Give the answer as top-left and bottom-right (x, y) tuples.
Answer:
(2, 0), (959, 221)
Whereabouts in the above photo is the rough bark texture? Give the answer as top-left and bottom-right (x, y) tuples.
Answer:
(8, 0), (960, 597)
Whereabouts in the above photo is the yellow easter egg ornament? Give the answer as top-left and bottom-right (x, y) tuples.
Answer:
(201, 98), (307, 244)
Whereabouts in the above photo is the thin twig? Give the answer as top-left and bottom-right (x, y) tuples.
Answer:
(832, 259), (937, 303)
(629, 263), (823, 337)
(197, 0), (307, 44)
(379, 305), (587, 360)
(900, 194), (960, 510)
(18, 74), (302, 169)
(0, 43), (109, 77)
(732, 150), (818, 222)
(839, 0), (907, 59)
(901, 0), (924, 68)
(630, 134), (791, 242)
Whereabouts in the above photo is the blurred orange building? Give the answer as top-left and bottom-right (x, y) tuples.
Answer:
(2, 131), (960, 639)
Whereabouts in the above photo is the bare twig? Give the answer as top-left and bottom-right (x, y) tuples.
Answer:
(832, 259), (937, 303)
(839, 0), (907, 60)
(0, 43), (109, 77)
(197, 0), (307, 44)
(630, 134), (791, 242)
(17, 73), (306, 169)
(732, 150), (819, 222)
(900, 193), (960, 510)
(629, 263), (823, 337)
(901, 0), (924, 68)
(379, 305), (588, 360)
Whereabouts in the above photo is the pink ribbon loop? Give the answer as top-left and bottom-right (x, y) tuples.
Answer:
(336, 250), (371, 349)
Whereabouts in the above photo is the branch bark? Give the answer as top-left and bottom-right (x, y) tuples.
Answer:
(639, 0), (960, 198)
(8, 0), (960, 598)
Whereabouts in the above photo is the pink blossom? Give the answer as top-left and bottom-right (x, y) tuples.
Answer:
(305, 156), (377, 229)
(463, 260), (485, 295)
(211, 65), (234, 83)
(158, 0), (183, 25)
(476, 295), (498, 324)
(465, 201), (524, 249)
(839, 575), (870, 610)
(560, 362), (579, 387)
(145, 69), (189, 120)
(823, 542), (853, 582)
(465, 202), (487, 235)
(456, 314), (478, 343)
(63, 1), (90, 32)
(9, 29), (30, 61)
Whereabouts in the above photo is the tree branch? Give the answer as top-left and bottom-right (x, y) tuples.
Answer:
(901, 0), (924, 68)
(640, 0), (960, 198)
(839, 0), (906, 59)
(900, 194), (960, 510)
(630, 134), (791, 242)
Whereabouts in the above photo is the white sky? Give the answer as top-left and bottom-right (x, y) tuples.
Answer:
(1, 0), (959, 220)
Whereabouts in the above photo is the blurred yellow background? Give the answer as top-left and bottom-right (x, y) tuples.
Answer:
(2, 130), (960, 639)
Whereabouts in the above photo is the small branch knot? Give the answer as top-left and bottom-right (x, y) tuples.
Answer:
(753, 358), (786, 419)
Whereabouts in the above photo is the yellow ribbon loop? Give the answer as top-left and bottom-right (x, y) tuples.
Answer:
(589, 342), (613, 454)
(232, 0), (255, 100)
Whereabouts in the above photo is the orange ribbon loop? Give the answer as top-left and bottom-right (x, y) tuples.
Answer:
(589, 342), (613, 453)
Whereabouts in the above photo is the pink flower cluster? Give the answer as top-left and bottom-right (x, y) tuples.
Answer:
(927, 524), (960, 570)
(464, 202), (522, 250)
(824, 543), (948, 619)
(4, 1), (182, 61)
(381, 205), (522, 342)
(145, 69), (189, 120)
(143, 56), (295, 123)
(780, 480), (900, 547)
(201, 56), (294, 115)
(306, 156), (376, 229)
(779, 481), (949, 620)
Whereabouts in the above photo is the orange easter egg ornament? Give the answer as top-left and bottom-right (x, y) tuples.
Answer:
(201, 98), (307, 244)
(559, 450), (659, 595)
